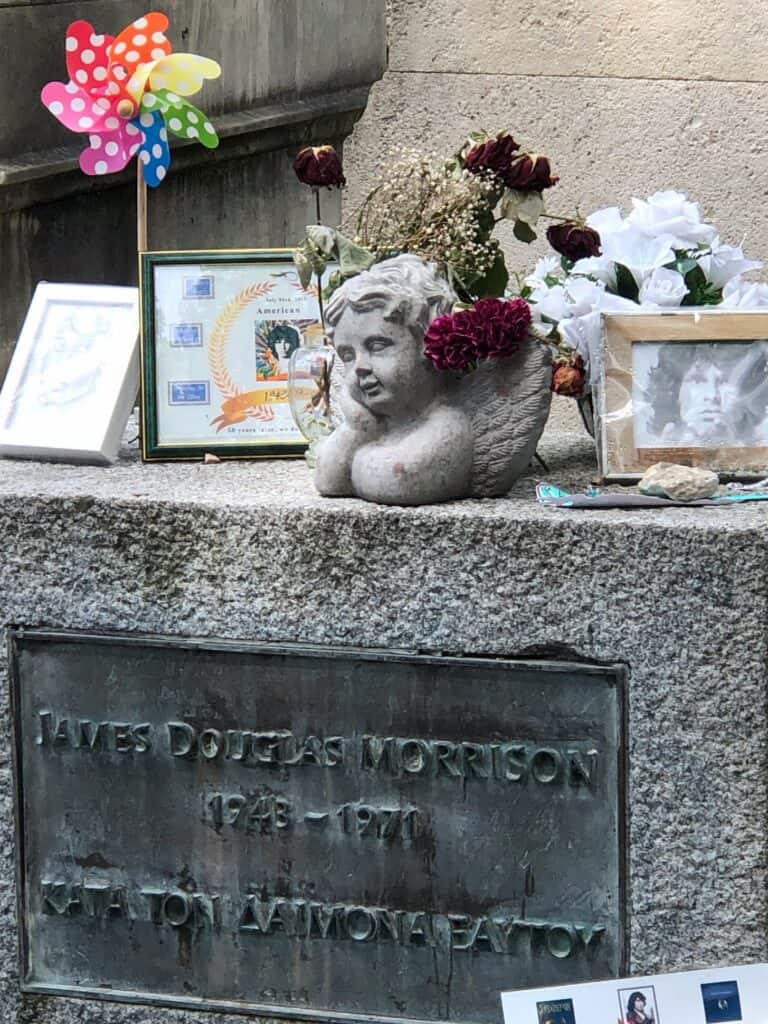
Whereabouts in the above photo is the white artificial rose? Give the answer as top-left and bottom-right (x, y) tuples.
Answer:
(720, 277), (768, 308)
(638, 267), (689, 307)
(600, 227), (677, 286)
(563, 276), (606, 316)
(697, 239), (763, 288)
(532, 284), (570, 322)
(627, 190), (717, 246)
(586, 206), (626, 237)
(570, 255), (617, 289)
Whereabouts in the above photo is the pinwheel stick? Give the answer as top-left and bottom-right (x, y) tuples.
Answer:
(137, 160), (148, 252)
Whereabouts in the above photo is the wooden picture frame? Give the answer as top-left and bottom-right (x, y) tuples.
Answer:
(0, 283), (139, 465)
(597, 310), (768, 482)
(139, 249), (324, 461)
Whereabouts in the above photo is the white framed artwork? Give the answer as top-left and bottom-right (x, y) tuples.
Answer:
(0, 283), (140, 465)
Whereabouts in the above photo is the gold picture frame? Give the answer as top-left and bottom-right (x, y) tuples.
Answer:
(598, 309), (768, 481)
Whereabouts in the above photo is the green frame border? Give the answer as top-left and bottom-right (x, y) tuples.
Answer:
(140, 248), (310, 461)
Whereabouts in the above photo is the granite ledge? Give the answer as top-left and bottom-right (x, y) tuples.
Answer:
(0, 430), (767, 534)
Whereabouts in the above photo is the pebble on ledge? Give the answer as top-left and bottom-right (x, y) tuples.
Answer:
(638, 462), (720, 502)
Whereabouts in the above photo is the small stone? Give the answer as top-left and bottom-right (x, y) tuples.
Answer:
(639, 462), (719, 501)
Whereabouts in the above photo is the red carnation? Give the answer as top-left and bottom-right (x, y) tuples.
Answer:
(465, 132), (520, 183)
(423, 298), (532, 372)
(293, 145), (346, 188)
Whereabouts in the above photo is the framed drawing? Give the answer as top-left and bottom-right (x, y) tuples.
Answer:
(597, 310), (768, 481)
(0, 283), (139, 465)
(140, 249), (326, 460)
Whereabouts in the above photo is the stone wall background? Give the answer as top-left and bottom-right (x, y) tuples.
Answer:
(341, 0), (768, 430)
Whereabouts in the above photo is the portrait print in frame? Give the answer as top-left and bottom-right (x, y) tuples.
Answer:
(140, 249), (326, 460)
(597, 310), (768, 481)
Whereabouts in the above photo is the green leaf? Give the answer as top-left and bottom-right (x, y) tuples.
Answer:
(335, 231), (376, 278)
(513, 220), (537, 244)
(614, 263), (640, 302)
(471, 251), (509, 298)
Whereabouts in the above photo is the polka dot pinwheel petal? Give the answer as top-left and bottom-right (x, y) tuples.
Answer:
(148, 53), (221, 96)
(135, 110), (170, 188)
(152, 90), (219, 148)
(41, 82), (113, 133)
(64, 21), (114, 91)
(79, 127), (142, 177)
(109, 12), (173, 106)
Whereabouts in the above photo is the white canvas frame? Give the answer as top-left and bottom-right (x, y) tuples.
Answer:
(0, 283), (139, 465)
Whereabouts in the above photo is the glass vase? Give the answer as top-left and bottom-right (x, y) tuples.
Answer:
(287, 339), (336, 467)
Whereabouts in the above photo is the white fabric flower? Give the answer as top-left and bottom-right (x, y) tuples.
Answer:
(563, 276), (606, 316)
(558, 310), (602, 385)
(586, 206), (626, 237)
(531, 283), (570, 321)
(720, 277), (768, 308)
(638, 267), (689, 307)
(600, 226), (677, 285)
(570, 255), (617, 289)
(525, 255), (561, 289)
(626, 190), (717, 246)
(697, 239), (763, 288)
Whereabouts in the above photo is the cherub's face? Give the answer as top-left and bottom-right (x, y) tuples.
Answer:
(334, 308), (437, 416)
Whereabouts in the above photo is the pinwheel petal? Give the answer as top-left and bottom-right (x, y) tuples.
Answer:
(135, 111), (171, 187)
(109, 12), (172, 106)
(157, 90), (219, 148)
(149, 53), (221, 96)
(41, 81), (113, 133)
(79, 125), (142, 176)
(65, 21), (114, 92)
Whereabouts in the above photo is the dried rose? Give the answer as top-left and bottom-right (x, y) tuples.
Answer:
(546, 221), (601, 261)
(293, 145), (346, 188)
(423, 298), (531, 372)
(504, 153), (559, 191)
(551, 355), (587, 396)
(465, 132), (520, 183)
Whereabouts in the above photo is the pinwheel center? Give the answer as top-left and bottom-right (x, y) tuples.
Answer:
(117, 98), (135, 119)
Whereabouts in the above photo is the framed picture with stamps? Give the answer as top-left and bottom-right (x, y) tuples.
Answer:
(0, 282), (139, 465)
(597, 309), (768, 482)
(139, 249), (326, 460)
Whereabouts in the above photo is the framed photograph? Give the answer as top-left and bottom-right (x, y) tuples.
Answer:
(0, 282), (139, 465)
(597, 310), (768, 481)
(617, 985), (660, 1024)
(140, 249), (326, 460)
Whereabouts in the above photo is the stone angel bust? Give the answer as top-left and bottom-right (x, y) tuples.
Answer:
(314, 255), (552, 506)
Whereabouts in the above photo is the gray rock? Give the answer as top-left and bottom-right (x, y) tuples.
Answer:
(315, 255), (552, 505)
(639, 461), (720, 501)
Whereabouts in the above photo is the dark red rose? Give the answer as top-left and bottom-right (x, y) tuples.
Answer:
(546, 221), (601, 261)
(551, 355), (586, 396)
(504, 152), (559, 191)
(293, 145), (346, 188)
(465, 132), (520, 182)
(423, 298), (532, 372)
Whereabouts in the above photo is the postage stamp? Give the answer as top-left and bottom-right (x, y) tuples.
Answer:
(182, 276), (215, 300)
(168, 381), (210, 406)
(170, 323), (203, 347)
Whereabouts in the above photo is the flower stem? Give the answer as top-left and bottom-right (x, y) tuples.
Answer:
(313, 187), (326, 331)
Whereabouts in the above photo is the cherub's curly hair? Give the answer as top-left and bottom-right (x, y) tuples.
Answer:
(324, 254), (455, 343)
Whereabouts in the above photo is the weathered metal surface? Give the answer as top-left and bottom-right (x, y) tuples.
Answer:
(10, 630), (626, 1024)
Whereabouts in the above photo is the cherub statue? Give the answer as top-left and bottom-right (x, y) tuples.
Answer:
(315, 255), (552, 505)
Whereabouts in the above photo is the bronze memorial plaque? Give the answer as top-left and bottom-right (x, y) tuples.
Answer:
(10, 630), (626, 1024)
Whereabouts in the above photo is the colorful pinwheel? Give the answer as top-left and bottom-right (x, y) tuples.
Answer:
(41, 12), (221, 187)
